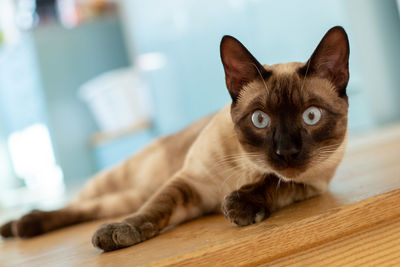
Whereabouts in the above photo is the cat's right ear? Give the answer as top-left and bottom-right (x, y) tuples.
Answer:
(220, 36), (269, 102)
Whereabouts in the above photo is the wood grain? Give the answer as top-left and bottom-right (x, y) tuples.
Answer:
(267, 218), (400, 266)
(1, 124), (400, 266)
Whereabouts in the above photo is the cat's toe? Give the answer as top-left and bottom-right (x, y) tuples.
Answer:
(92, 222), (141, 252)
(15, 211), (47, 238)
(0, 220), (16, 238)
(222, 193), (269, 226)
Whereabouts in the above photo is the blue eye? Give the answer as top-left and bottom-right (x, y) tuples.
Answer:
(251, 110), (270, 129)
(302, 106), (322, 125)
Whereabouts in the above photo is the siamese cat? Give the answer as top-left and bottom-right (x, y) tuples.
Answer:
(0, 26), (349, 252)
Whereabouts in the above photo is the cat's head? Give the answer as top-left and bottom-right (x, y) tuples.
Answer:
(220, 26), (349, 179)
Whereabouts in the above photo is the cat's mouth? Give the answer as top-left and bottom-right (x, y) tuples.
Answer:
(255, 160), (307, 180)
(249, 153), (309, 179)
(267, 159), (308, 177)
(266, 159), (309, 179)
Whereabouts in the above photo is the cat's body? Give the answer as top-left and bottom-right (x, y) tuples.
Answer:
(0, 26), (350, 252)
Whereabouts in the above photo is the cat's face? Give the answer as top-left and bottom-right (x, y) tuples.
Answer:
(220, 26), (349, 179)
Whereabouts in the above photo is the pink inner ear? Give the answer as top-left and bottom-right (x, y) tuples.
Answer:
(223, 52), (255, 91)
(227, 61), (250, 78)
(225, 61), (251, 94)
(317, 49), (347, 79)
(220, 35), (267, 100)
(325, 53), (341, 68)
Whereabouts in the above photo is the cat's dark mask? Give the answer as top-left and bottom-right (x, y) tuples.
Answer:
(220, 26), (349, 179)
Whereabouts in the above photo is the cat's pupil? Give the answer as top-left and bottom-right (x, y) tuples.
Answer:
(308, 112), (315, 120)
(258, 114), (263, 123)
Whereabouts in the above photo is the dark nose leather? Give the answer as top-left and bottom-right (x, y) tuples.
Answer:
(273, 129), (301, 162)
(275, 145), (301, 161)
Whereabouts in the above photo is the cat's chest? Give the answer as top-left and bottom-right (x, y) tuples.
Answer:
(214, 165), (261, 195)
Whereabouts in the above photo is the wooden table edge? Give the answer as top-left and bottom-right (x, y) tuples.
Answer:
(150, 188), (400, 266)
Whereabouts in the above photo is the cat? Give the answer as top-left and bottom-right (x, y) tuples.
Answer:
(0, 26), (349, 252)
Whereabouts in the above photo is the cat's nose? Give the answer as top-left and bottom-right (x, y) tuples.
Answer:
(275, 146), (301, 161)
(273, 128), (302, 162)
(273, 134), (301, 162)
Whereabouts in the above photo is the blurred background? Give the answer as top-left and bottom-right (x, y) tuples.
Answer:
(0, 0), (399, 221)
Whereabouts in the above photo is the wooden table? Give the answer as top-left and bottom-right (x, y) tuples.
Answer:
(1, 124), (400, 266)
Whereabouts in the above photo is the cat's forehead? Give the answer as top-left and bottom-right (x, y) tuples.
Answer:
(264, 62), (304, 74)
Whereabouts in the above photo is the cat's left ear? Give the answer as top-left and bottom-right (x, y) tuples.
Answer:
(220, 36), (269, 102)
(300, 26), (350, 96)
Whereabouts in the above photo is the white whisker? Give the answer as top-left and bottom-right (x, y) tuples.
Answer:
(300, 59), (311, 91)
(251, 62), (269, 93)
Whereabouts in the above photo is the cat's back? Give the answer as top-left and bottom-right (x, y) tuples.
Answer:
(157, 112), (217, 174)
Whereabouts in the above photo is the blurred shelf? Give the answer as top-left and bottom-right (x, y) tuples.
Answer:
(90, 120), (152, 146)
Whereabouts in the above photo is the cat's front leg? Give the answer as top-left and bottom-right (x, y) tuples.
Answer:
(222, 173), (319, 226)
(92, 175), (217, 251)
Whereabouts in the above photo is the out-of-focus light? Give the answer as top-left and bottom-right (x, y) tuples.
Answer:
(15, 0), (38, 30)
(15, 11), (38, 30)
(397, 0), (400, 15)
(227, 0), (260, 9)
(7, 124), (65, 197)
(17, 0), (35, 10)
(137, 52), (167, 71)
(57, 0), (79, 28)
(0, 0), (20, 44)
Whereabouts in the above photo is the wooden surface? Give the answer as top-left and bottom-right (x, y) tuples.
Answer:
(268, 217), (400, 266)
(1, 124), (400, 266)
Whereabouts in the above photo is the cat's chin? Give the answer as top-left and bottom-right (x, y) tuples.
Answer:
(274, 168), (304, 181)
(255, 162), (305, 181)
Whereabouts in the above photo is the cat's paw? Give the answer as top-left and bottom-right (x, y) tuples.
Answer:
(222, 192), (270, 226)
(92, 222), (143, 252)
(0, 210), (49, 239)
(0, 220), (16, 238)
(14, 210), (47, 238)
